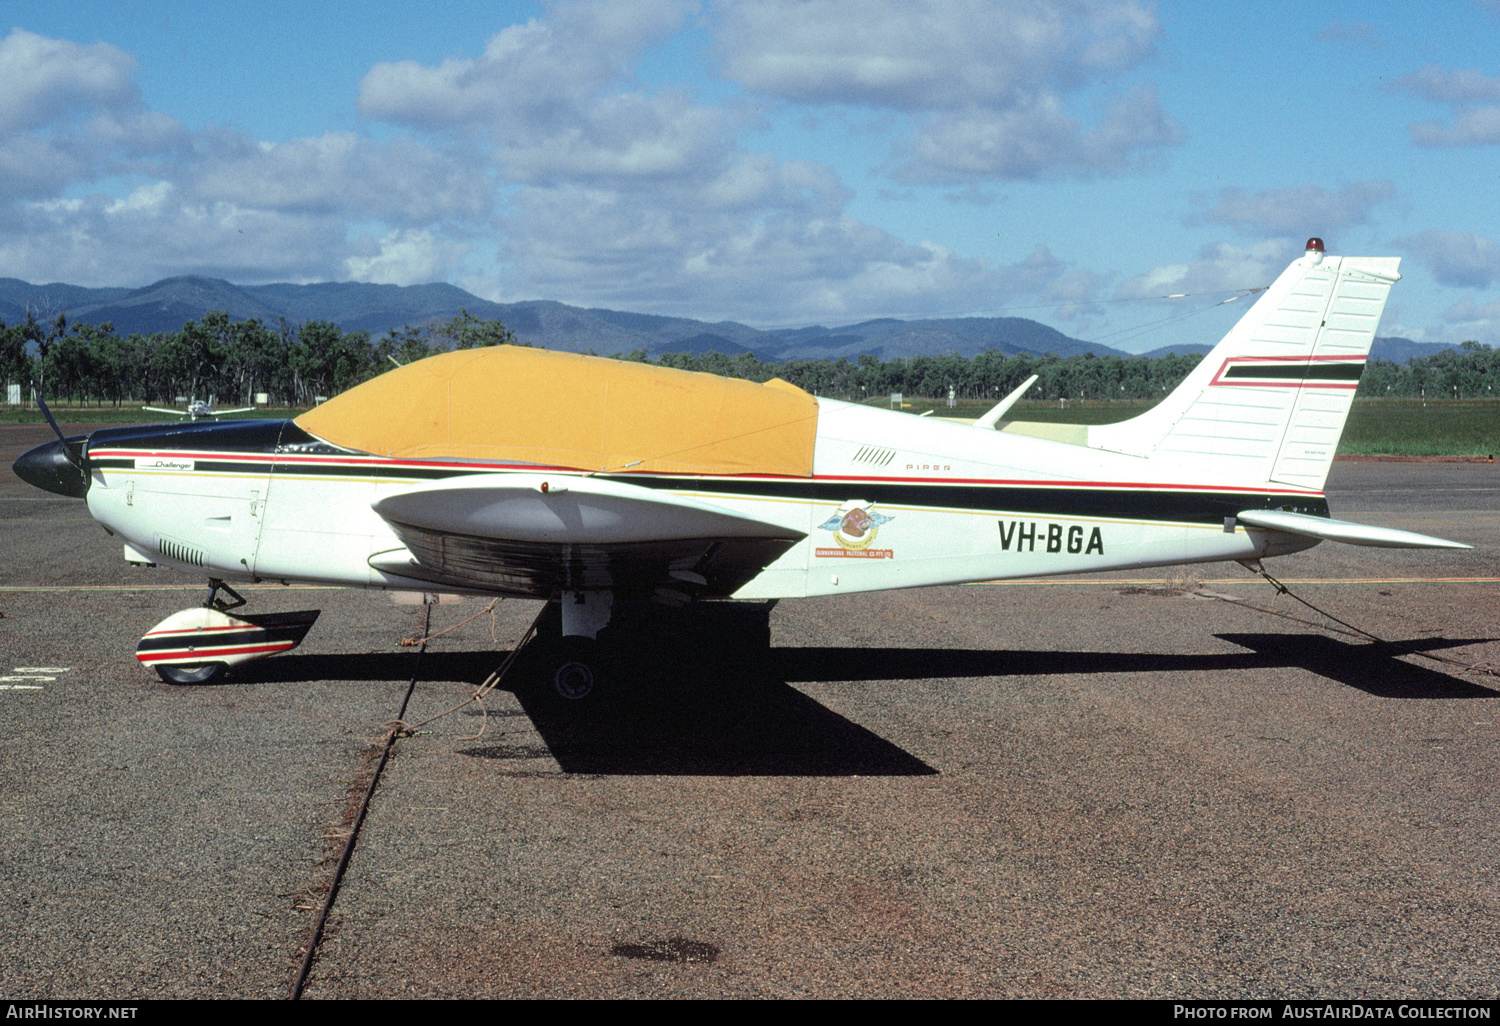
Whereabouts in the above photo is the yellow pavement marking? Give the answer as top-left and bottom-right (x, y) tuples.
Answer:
(0, 584), (341, 592)
(971, 577), (1500, 586)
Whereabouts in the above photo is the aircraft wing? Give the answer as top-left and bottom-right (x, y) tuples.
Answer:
(369, 473), (806, 598)
(142, 406), (190, 417)
(1236, 509), (1470, 549)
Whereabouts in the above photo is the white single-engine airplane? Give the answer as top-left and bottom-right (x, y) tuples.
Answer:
(13, 240), (1468, 701)
(142, 398), (258, 421)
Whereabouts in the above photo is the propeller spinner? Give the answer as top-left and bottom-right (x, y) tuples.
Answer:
(12, 397), (90, 498)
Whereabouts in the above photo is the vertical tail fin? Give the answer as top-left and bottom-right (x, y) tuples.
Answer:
(1087, 240), (1399, 490)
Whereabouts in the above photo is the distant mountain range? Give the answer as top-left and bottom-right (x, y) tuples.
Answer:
(1132, 337), (1468, 364)
(0, 275), (1466, 365)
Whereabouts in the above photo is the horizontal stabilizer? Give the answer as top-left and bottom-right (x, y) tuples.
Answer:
(1236, 509), (1470, 549)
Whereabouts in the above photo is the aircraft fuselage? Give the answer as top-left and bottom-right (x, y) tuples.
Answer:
(72, 408), (1322, 602)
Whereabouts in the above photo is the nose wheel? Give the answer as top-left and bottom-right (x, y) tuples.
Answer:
(156, 662), (227, 685)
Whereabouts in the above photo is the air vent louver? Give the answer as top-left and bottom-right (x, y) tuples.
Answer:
(155, 537), (206, 567)
(851, 445), (896, 467)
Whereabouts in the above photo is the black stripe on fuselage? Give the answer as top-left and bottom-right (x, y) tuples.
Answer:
(623, 475), (1330, 524)
(90, 455), (1329, 526)
(90, 455), (462, 481)
(86, 418), (1330, 525)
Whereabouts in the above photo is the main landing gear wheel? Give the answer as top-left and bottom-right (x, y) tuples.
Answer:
(155, 662), (227, 685)
(550, 637), (602, 703)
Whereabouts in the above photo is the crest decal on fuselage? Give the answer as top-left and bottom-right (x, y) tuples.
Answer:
(815, 501), (895, 559)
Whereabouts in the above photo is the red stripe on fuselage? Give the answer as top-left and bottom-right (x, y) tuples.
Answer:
(91, 448), (1325, 497)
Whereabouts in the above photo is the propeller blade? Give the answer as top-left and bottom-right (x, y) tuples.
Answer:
(35, 395), (84, 471)
(37, 394), (66, 443)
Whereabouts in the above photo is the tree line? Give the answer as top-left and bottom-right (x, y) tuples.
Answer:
(2, 308), (1495, 406)
(0, 308), (517, 408)
(1356, 342), (1499, 400)
(641, 343), (1499, 402)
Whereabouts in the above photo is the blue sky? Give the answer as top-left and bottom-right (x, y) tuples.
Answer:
(4, 1), (1500, 352)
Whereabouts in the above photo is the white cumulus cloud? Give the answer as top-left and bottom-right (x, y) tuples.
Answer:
(359, 0), (696, 129)
(1437, 297), (1500, 346)
(1401, 230), (1500, 289)
(185, 130), (493, 222)
(1114, 239), (1300, 300)
(896, 86), (1179, 182)
(711, 0), (1179, 183)
(1395, 66), (1500, 146)
(0, 28), (138, 133)
(0, 28), (493, 287)
(6, 184), (351, 286)
(1189, 181), (1395, 238)
(713, 0), (1156, 108)
(346, 229), (467, 285)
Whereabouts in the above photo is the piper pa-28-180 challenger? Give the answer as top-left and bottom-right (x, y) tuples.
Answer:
(13, 239), (1468, 701)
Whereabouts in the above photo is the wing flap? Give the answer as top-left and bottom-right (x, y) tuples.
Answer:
(1236, 509), (1470, 549)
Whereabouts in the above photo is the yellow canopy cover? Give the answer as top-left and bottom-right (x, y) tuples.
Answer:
(295, 346), (819, 478)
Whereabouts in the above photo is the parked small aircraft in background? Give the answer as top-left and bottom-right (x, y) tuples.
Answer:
(13, 240), (1467, 702)
(142, 399), (257, 421)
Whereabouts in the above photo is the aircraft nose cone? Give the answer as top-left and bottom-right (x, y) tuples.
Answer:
(13, 436), (90, 498)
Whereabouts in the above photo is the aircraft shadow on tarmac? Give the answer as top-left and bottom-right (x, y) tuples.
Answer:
(235, 646), (935, 776)
(783, 635), (1498, 701)
(1212, 633), (1497, 699)
(230, 630), (1495, 776)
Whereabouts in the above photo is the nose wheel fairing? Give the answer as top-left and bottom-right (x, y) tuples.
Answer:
(136, 605), (320, 684)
